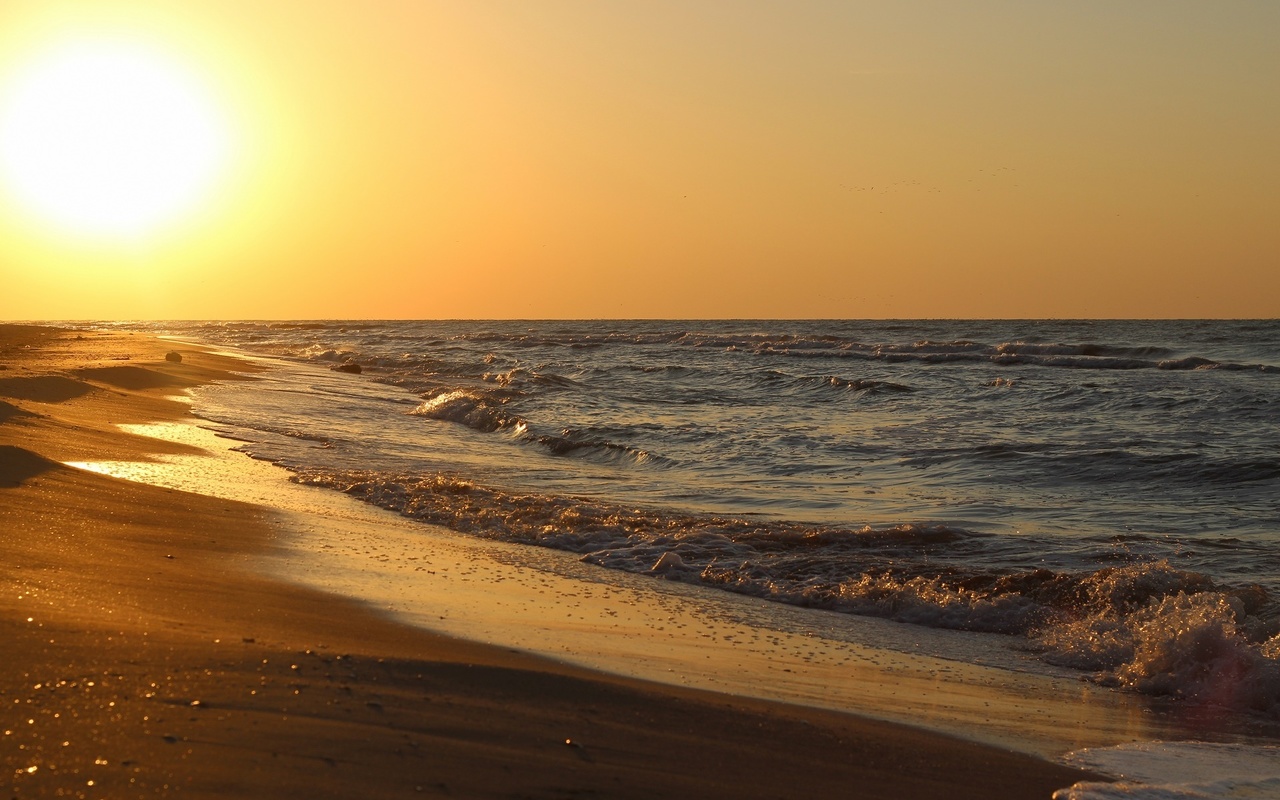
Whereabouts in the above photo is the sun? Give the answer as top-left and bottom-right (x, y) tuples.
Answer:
(0, 37), (232, 241)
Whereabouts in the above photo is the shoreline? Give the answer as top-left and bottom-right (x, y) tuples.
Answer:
(1, 325), (1106, 798)
(76, 418), (1201, 759)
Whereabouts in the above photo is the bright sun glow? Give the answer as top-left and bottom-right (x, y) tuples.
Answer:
(0, 37), (231, 240)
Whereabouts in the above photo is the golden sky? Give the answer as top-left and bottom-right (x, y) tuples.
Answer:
(1, 1), (1277, 319)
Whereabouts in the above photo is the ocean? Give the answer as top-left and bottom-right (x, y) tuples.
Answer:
(109, 319), (1280, 723)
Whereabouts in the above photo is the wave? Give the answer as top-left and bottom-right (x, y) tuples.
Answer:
(109, 320), (1280, 372)
(410, 389), (520, 433)
(290, 467), (1279, 716)
(291, 467), (970, 558)
(409, 390), (665, 465)
(419, 327), (1269, 368)
(760, 370), (913, 396)
(1037, 575), (1280, 715)
(995, 342), (1177, 358)
(300, 345), (360, 363)
(482, 366), (581, 390)
(529, 431), (670, 466)
(431, 331), (1277, 372)
(897, 443), (1280, 489)
(164, 323), (1279, 393)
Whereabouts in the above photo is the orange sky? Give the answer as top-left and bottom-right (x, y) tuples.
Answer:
(1, 1), (1277, 319)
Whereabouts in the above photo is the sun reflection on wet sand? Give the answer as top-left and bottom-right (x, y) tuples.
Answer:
(70, 420), (1186, 758)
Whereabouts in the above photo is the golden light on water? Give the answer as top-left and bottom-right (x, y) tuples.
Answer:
(0, 36), (233, 241)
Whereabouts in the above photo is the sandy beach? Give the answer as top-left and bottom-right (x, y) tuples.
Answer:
(0, 325), (1106, 798)
(3, 1), (1274, 794)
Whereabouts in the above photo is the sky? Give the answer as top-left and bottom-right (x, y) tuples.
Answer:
(0, 0), (1277, 320)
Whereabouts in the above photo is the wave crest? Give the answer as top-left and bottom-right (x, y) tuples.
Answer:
(410, 390), (519, 433)
(1039, 587), (1280, 714)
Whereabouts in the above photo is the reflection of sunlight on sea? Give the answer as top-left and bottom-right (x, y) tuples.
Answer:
(64, 420), (1184, 758)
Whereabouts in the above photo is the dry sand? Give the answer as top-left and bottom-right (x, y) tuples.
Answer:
(0, 325), (1103, 798)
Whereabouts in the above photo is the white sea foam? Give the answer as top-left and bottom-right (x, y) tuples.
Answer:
(1033, 565), (1280, 716)
(410, 388), (519, 433)
(1055, 741), (1280, 799)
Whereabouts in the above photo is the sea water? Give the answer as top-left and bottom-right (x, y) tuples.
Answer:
(102, 320), (1280, 728)
(1056, 741), (1280, 799)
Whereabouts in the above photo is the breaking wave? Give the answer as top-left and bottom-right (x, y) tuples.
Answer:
(409, 390), (665, 465)
(411, 389), (519, 433)
(293, 467), (1280, 717)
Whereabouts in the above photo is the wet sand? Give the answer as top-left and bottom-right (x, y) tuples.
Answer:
(0, 325), (1103, 798)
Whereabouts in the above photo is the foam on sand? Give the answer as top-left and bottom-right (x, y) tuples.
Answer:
(71, 418), (1208, 758)
(1054, 741), (1280, 799)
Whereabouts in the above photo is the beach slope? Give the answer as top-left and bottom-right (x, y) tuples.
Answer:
(0, 325), (1100, 798)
